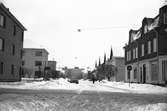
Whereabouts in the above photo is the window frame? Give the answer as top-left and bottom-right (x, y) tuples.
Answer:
(35, 51), (42, 56)
(0, 37), (4, 51)
(11, 64), (14, 75)
(0, 14), (5, 28)
(0, 62), (4, 75)
(148, 41), (151, 54)
(35, 61), (42, 66)
(12, 44), (15, 55)
(13, 25), (16, 36)
(163, 12), (167, 24)
(141, 44), (145, 56)
(153, 38), (157, 52)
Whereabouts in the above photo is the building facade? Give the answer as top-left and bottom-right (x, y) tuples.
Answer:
(22, 48), (49, 78)
(48, 61), (57, 70)
(64, 67), (84, 80)
(124, 5), (167, 84)
(105, 57), (125, 82)
(0, 3), (26, 81)
(112, 57), (125, 82)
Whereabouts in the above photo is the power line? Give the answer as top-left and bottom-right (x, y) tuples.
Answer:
(77, 26), (134, 32)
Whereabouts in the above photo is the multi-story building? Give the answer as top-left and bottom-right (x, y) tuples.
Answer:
(48, 61), (57, 70)
(22, 48), (49, 78)
(0, 3), (26, 81)
(124, 5), (167, 84)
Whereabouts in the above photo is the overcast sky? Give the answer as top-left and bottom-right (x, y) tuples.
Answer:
(1, 0), (165, 70)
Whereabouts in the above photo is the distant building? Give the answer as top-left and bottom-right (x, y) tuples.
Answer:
(112, 57), (125, 82)
(105, 57), (125, 82)
(0, 3), (26, 81)
(48, 61), (57, 70)
(124, 5), (167, 84)
(64, 67), (84, 80)
(22, 48), (49, 78)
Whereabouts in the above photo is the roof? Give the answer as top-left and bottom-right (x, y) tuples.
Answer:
(0, 3), (27, 31)
(23, 48), (49, 54)
(128, 14), (160, 44)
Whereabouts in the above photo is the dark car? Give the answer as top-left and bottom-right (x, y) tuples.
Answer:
(68, 79), (79, 84)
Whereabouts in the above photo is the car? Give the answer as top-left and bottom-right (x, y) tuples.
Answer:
(68, 79), (79, 84)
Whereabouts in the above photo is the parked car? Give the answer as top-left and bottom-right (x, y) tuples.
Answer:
(68, 79), (79, 84)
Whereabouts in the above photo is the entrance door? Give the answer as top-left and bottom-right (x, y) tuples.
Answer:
(143, 64), (146, 83)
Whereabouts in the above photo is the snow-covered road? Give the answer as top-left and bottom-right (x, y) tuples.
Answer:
(0, 89), (167, 111)
(0, 78), (167, 111)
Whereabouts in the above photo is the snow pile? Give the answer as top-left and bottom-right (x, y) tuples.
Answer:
(128, 103), (167, 111)
(101, 80), (167, 94)
(0, 78), (167, 94)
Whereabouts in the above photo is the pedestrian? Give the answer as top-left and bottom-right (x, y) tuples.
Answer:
(92, 73), (96, 84)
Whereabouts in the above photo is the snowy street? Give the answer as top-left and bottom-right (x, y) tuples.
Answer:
(0, 88), (167, 111)
(0, 79), (167, 111)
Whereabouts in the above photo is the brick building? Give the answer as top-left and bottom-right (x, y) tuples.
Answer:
(0, 3), (26, 81)
(22, 48), (49, 78)
(124, 5), (167, 84)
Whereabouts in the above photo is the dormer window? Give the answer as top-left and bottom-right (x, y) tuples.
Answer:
(163, 12), (167, 24)
(144, 25), (148, 34)
(0, 14), (5, 27)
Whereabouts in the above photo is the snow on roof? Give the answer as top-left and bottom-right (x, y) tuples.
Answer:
(129, 16), (160, 43)
(147, 16), (159, 31)
(129, 29), (141, 43)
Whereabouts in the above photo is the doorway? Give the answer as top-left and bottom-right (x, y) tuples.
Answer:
(143, 64), (146, 83)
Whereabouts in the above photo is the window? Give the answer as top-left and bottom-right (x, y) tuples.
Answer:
(148, 41), (151, 54)
(13, 25), (16, 35)
(129, 50), (131, 61)
(35, 61), (42, 66)
(35, 71), (42, 78)
(164, 12), (167, 24)
(11, 64), (14, 75)
(153, 38), (157, 52)
(35, 51), (42, 56)
(21, 32), (24, 42)
(136, 47), (138, 58)
(162, 60), (167, 81)
(20, 49), (23, 59)
(22, 61), (25, 66)
(0, 62), (4, 74)
(133, 48), (136, 59)
(141, 44), (144, 56)
(127, 50), (131, 61)
(0, 14), (5, 27)
(126, 51), (128, 61)
(12, 44), (15, 55)
(0, 38), (4, 51)
(151, 62), (158, 81)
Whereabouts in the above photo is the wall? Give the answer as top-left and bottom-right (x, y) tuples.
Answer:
(0, 6), (24, 81)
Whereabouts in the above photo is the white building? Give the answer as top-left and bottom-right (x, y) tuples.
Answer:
(22, 48), (49, 78)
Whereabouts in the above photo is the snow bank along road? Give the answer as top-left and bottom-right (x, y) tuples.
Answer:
(0, 88), (167, 111)
(0, 79), (167, 111)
